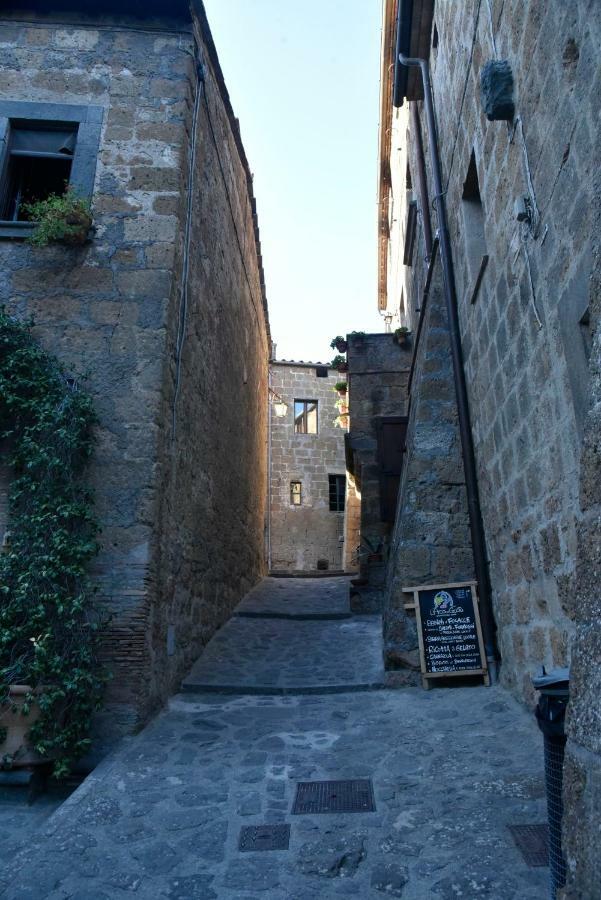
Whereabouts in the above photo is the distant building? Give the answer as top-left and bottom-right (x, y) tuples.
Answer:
(269, 360), (347, 573)
(0, 0), (270, 754)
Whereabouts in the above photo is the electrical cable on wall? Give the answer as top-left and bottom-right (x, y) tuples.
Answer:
(171, 54), (203, 441)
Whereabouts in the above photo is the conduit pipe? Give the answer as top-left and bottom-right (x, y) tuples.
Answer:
(399, 53), (499, 678)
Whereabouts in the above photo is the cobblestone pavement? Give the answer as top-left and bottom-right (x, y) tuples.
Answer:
(2, 577), (548, 899)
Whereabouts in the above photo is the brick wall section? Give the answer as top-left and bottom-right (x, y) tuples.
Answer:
(0, 9), (269, 751)
(383, 268), (474, 669)
(269, 363), (345, 572)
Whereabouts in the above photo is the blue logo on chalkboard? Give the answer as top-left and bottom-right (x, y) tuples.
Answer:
(431, 590), (464, 616)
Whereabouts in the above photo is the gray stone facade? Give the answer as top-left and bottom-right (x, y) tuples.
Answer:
(269, 362), (346, 573)
(376, 0), (601, 894)
(345, 332), (409, 611)
(0, 3), (270, 752)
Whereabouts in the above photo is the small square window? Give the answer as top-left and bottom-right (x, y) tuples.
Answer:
(328, 474), (345, 512)
(0, 124), (77, 222)
(294, 400), (318, 434)
(0, 101), (103, 240)
(290, 481), (302, 505)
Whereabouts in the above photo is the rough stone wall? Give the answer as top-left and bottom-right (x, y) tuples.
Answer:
(346, 333), (409, 601)
(392, 0), (600, 704)
(0, 9), (269, 749)
(269, 362), (345, 572)
(560, 170), (601, 899)
(342, 474), (361, 571)
(383, 267), (474, 668)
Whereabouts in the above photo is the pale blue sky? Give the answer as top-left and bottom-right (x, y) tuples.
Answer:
(202, 0), (384, 363)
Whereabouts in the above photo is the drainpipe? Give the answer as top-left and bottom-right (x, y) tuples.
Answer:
(411, 103), (433, 263)
(399, 53), (499, 679)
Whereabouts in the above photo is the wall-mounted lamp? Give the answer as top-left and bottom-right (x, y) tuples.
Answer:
(269, 387), (288, 418)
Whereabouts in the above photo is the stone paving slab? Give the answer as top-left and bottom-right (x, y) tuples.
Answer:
(0, 686), (548, 899)
(235, 577), (352, 619)
(182, 615), (385, 694)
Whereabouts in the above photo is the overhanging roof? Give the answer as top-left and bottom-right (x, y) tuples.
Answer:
(393, 0), (435, 107)
(4, 0), (190, 18)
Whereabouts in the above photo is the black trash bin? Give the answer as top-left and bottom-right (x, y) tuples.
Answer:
(532, 666), (569, 900)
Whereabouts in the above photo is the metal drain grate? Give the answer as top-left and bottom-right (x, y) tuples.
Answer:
(507, 824), (549, 867)
(238, 824), (290, 852)
(292, 779), (376, 815)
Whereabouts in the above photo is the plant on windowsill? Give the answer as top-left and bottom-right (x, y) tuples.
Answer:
(333, 413), (349, 429)
(23, 189), (93, 248)
(393, 326), (412, 347)
(329, 336), (348, 353)
(331, 354), (348, 373)
(0, 310), (107, 778)
(335, 396), (348, 415)
(333, 381), (347, 397)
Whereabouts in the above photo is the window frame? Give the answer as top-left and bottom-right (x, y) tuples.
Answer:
(0, 101), (103, 240)
(294, 399), (319, 435)
(290, 481), (302, 506)
(328, 474), (346, 512)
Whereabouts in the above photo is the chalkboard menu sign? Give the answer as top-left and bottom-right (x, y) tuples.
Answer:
(403, 581), (489, 689)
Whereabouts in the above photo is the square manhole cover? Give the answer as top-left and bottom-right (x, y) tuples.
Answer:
(292, 779), (376, 815)
(239, 824), (290, 852)
(507, 824), (549, 867)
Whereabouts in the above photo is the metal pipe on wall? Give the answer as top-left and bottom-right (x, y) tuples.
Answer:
(399, 52), (499, 678)
(410, 103), (433, 263)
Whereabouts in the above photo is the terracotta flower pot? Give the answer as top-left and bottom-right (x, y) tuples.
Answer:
(61, 210), (93, 246)
(0, 685), (45, 767)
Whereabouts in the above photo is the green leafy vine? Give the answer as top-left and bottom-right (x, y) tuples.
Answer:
(0, 310), (107, 777)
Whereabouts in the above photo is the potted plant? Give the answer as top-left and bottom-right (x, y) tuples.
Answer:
(331, 354), (348, 373)
(393, 326), (412, 347)
(333, 380), (347, 398)
(333, 413), (349, 429)
(335, 396), (348, 416)
(24, 188), (93, 247)
(330, 335), (348, 353)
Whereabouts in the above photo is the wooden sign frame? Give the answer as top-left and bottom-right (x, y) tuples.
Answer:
(402, 581), (489, 690)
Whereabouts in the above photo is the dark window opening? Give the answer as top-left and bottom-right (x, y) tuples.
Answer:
(405, 162), (413, 191)
(315, 366), (328, 378)
(290, 481), (302, 506)
(328, 474), (345, 512)
(0, 124), (77, 222)
(461, 151), (488, 298)
(432, 22), (439, 49)
(294, 399), (318, 434)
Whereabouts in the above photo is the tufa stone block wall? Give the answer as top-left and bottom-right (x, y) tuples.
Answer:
(383, 266), (474, 670)
(0, 8), (269, 751)
(269, 363), (346, 572)
(396, 0), (600, 704)
(345, 333), (410, 610)
(560, 168), (601, 899)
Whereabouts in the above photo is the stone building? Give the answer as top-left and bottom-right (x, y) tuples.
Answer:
(269, 360), (346, 573)
(373, 0), (600, 894)
(0, 0), (270, 752)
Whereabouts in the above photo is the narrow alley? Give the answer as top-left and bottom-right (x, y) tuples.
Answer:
(2, 577), (548, 899)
